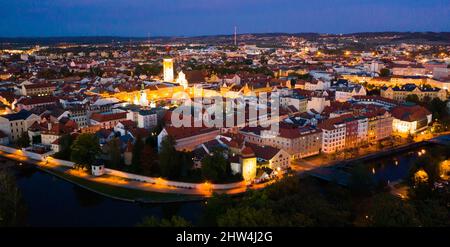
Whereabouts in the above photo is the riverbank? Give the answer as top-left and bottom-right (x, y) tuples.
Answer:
(296, 135), (448, 171)
(0, 158), (206, 203)
(0, 150), (216, 203)
(10, 165), (206, 226)
(38, 165), (206, 203)
(0, 143), (254, 202)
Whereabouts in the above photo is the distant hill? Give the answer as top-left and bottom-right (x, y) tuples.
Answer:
(1, 32), (449, 46)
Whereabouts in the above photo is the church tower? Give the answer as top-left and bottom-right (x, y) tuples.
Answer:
(176, 71), (188, 89)
(139, 82), (149, 107)
(163, 58), (174, 82)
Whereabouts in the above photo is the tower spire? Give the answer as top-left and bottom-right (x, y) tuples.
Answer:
(234, 26), (237, 46)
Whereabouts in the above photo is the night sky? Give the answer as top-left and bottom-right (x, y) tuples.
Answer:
(1, 0), (449, 37)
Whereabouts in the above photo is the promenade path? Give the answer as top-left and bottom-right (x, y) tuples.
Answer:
(0, 150), (250, 197)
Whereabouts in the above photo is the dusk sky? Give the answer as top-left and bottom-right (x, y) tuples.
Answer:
(1, 0), (449, 37)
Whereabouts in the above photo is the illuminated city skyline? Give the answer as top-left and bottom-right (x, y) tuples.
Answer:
(0, 0), (449, 37)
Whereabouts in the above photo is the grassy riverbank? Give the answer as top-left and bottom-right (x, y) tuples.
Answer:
(39, 166), (205, 203)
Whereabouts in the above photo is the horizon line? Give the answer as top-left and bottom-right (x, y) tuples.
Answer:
(1, 31), (450, 40)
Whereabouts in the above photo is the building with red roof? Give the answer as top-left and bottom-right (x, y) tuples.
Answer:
(391, 104), (432, 134)
(90, 112), (127, 129)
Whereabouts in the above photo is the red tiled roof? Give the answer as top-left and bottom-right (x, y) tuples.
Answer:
(24, 83), (55, 89)
(241, 146), (255, 157)
(91, 112), (127, 122)
(245, 143), (280, 160)
(17, 96), (57, 105)
(119, 120), (137, 129)
(318, 113), (355, 130)
(165, 125), (218, 140)
(391, 105), (431, 122)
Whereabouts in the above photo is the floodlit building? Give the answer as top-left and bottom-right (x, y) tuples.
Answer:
(391, 104), (432, 134)
(0, 110), (40, 143)
(176, 71), (189, 89)
(163, 58), (174, 82)
(381, 84), (447, 102)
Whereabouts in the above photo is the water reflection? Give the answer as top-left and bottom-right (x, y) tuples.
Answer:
(366, 146), (433, 183)
(6, 161), (204, 227)
(72, 186), (105, 207)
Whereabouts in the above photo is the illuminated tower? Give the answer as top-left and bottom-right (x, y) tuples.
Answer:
(139, 83), (149, 107)
(240, 146), (256, 182)
(176, 71), (188, 89)
(163, 58), (174, 82)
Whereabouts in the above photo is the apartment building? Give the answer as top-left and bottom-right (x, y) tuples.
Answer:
(240, 123), (322, 159)
(0, 110), (40, 143)
(381, 84), (447, 102)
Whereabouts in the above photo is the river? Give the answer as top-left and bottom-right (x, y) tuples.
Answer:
(7, 162), (205, 227)
(3, 144), (441, 226)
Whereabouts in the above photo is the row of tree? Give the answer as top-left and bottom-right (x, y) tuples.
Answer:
(142, 145), (449, 226)
(404, 95), (450, 131)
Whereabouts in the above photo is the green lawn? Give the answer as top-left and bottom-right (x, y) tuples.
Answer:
(41, 167), (205, 203)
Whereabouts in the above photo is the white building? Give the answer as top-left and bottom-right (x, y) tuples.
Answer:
(176, 71), (189, 89)
(307, 96), (330, 114)
(136, 110), (158, 130)
(304, 80), (330, 91)
(334, 86), (367, 102)
(320, 122), (346, 154)
(0, 110), (40, 143)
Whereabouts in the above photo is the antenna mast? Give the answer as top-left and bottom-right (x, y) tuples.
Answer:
(234, 26), (237, 46)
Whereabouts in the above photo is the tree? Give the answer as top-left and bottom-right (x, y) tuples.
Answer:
(409, 147), (445, 187)
(201, 193), (234, 226)
(134, 64), (162, 76)
(348, 165), (376, 196)
(131, 136), (144, 172)
(140, 144), (156, 175)
(70, 133), (101, 170)
(405, 94), (420, 104)
(428, 98), (448, 121)
(217, 207), (279, 227)
(260, 56), (268, 65)
(379, 68), (390, 77)
(138, 216), (191, 227)
(407, 133), (414, 143)
(105, 138), (122, 169)
(131, 136), (144, 168)
(201, 149), (228, 182)
(414, 198), (449, 227)
(159, 136), (181, 179)
(90, 67), (103, 77)
(53, 134), (74, 160)
(16, 132), (30, 148)
(0, 171), (26, 226)
(365, 193), (420, 227)
(422, 95), (431, 104)
(377, 141), (384, 151)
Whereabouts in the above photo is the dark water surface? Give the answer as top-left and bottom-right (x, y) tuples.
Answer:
(7, 145), (441, 226)
(10, 164), (204, 226)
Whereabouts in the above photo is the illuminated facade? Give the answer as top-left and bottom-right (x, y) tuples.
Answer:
(391, 104), (432, 134)
(381, 85), (447, 102)
(102, 83), (186, 105)
(163, 58), (174, 82)
(176, 71), (188, 89)
(240, 146), (257, 182)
